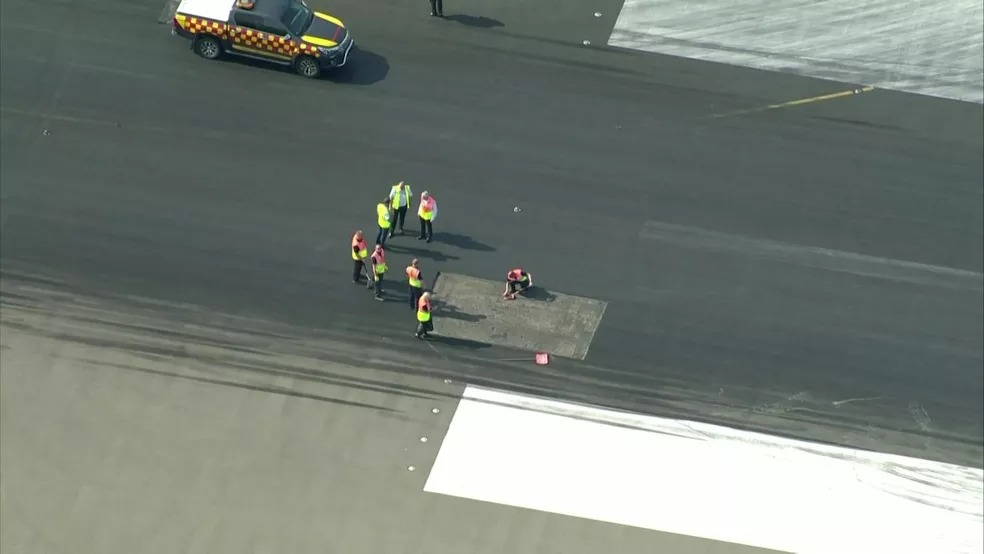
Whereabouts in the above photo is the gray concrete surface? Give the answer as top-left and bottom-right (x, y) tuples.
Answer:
(609, 0), (984, 103)
(431, 272), (607, 359)
(1, 0), (983, 549)
(0, 279), (778, 554)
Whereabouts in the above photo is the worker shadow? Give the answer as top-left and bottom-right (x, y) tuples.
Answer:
(433, 232), (495, 252)
(426, 335), (492, 350)
(378, 280), (414, 302)
(445, 14), (505, 29)
(431, 300), (487, 323)
(520, 287), (557, 303)
(385, 244), (460, 263)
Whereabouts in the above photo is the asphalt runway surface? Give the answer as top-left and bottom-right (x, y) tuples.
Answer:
(3, 0), (983, 463)
(1, 0), (983, 549)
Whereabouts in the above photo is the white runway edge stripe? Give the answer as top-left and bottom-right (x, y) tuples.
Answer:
(424, 386), (984, 554)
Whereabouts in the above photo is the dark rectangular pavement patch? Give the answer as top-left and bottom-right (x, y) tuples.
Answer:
(431, 272), (607, 359)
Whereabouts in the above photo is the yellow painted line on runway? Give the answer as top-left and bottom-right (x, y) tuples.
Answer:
(711, 86), (876, 118)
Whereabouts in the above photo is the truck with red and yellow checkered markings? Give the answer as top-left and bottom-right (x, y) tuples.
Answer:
(171, 0), (353, 79)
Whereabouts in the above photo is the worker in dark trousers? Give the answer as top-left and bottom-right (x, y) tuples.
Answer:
(389, 181), (412, 237)
(417, 191), (438, 243)
(416, 292), (434, 338)
(376, 197), (392, 245)
(429, 0), (443, 17)
(351, 230), (369, 284)
(370, 244), (388, 300)
(405, 258), (424, 310)
(502, 268), (533, 300)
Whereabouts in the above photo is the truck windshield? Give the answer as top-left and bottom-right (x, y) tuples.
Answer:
(281, 0), (313, 37)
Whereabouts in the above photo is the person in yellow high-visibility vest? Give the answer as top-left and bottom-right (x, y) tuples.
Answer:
(370, 244), (388, 300)
(351, 230), (369, 284)
(388, 181), (412, 238)
(416, 191), (438, 243)
(375, 197), (392, 246)
(405, 258), (424, 310)
(415, 292), (433, 339)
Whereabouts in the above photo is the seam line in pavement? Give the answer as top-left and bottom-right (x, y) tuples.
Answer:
(639, 220), (983, 290)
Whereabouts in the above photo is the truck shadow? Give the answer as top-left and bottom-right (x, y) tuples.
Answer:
(324, 47), (389, 86)
(218, 46), (389, 86)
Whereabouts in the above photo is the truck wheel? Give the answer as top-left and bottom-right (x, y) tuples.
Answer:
(294, 56), (320, 79)
(194, 35), (222, 60)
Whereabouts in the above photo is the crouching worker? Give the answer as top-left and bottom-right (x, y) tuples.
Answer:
(502, 268), (533, 300)
(415, 292), (434, 339)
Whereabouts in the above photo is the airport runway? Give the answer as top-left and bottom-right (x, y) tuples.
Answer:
(1, 0), (982, 550)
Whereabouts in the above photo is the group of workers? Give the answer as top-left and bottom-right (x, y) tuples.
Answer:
(351, 181), (532, 339)
(351, 182), (438, 338)
(374, 182), (437, 246)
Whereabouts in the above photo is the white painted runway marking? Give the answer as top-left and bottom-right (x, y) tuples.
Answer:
(425, 386), (984, 554)
(638, 220), (983, 291)
(607, 0), (983, 104)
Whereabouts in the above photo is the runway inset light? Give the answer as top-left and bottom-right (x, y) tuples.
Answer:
(420, 437), (429, 443)
(594, 12), (602, 17)
(407, 465), (416, 471)
(432, 408), (441, 414)
(582, 40), (591, 46)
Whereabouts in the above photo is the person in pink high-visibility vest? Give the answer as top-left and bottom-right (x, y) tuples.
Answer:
(417, 191), (438, 243)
